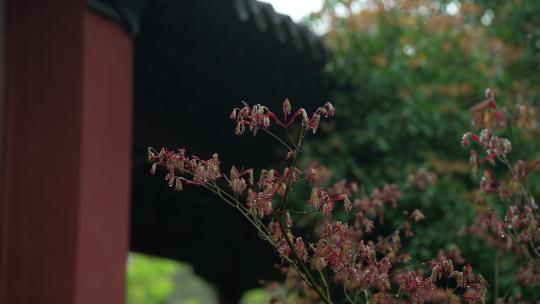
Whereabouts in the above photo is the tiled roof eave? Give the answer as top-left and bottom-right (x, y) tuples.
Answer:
(233, 0), (327, 61)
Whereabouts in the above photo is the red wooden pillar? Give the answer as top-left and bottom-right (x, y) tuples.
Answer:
(0, 1), (133, 303)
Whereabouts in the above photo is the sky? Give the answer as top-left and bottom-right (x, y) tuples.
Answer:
(261, 0), (324, 22)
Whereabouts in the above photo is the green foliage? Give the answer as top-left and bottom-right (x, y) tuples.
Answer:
(306, 0), (540, 300)
(127, 253), (219, 304)
(127, 253), (179, 304)
(241, 288), (272, 304)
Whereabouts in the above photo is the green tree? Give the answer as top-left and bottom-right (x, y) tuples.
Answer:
(306, 0), (540, 300)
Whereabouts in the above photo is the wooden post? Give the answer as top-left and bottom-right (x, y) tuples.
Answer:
(0, 1), (133, 303)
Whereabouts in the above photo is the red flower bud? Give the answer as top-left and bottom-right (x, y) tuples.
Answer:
(282, 98), (291, 118)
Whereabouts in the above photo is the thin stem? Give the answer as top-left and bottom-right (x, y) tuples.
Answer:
(275, 128), (306, 214)
(500, 155), (530, 200)
(261, 127), (294, 151)
(284, 128), (298, 149)
(318, 270), (331, 300)
(363, 289), (370, 304)
(221, 172), (233, 187)
(208, 181), (249, 213)
(391, 262), (428, 277)
(289, 208), (319, 215)
(353, 289), (362, 304)
(205, 184), (263, 235)
(373, 220), (408, 249)
(208, 182), (276, 246)
(343, 285), (355, 304)
(294, 177), (307, 184)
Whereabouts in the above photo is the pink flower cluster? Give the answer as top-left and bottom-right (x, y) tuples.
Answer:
(395, 261), (487, 304)
(407, 169), (438, 191)
(230, 100), (336, 135)
(148, 147), (222, 191)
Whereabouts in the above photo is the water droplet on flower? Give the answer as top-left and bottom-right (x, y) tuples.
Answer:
(499, 234), (505, 238)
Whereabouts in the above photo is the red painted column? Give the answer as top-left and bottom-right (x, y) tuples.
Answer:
(0, 1), (132, 303)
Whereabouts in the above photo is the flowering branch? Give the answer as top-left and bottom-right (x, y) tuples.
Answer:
(462, 88), (540, 301)
(149, 98), (486, 303)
